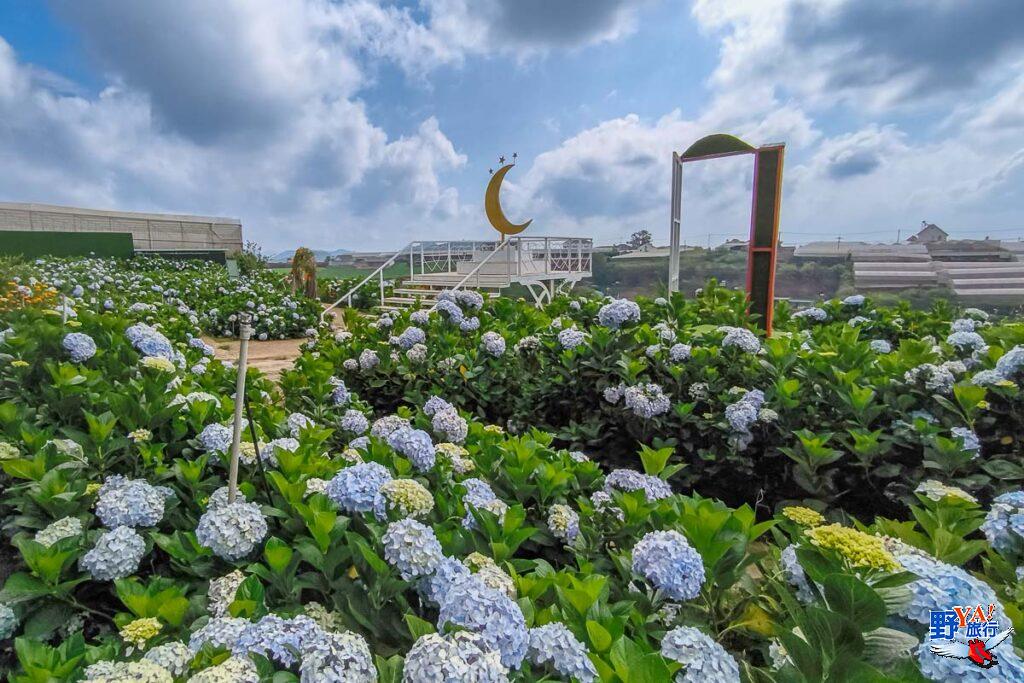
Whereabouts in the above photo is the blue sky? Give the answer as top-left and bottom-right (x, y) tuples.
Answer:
(0, 1), (1022, 252)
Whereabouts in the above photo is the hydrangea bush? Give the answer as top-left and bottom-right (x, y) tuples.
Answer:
(2, 274), (1024, 680)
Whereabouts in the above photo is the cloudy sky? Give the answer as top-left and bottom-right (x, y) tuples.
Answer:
(1, 0), (1023, 251)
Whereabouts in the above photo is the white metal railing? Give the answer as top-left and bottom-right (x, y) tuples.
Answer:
(428, 238), (513, 309)
(321, 236), (593, 319)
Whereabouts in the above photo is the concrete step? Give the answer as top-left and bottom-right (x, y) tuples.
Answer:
(954, 288), (1024, 298)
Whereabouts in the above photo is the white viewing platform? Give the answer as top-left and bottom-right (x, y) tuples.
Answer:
(323, 236), (593, 318)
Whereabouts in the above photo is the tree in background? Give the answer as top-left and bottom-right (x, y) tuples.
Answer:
(290, 247), (318, 299)
(627, 229), (653, 250)
(237, 240), (267, 275)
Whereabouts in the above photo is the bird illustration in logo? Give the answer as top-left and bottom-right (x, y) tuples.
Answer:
(929, 628), (1014, 669)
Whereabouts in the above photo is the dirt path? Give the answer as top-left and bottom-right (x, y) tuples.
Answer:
(204, 337), (306, 381)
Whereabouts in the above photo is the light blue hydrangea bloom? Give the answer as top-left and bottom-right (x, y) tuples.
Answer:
(981, 490), (1024, 553)
(62, 332), (97, 362)
(669, 343), (692, 362)
(623, 383), (671, 418)
(719, 326), (761, 353)
(382, 519), (444, 580)
(869, 339), (892, 353)
(432, 408), (468, 444)
(329, 379), (350, 406)
(604, 469), (672, 501)
(402, 632), (508, 682)
(661, 626), (740, 682)
(326, 462), (392, 513)
(435, 299), (464, 323)
(188, 616), (249, 651)
(340, 409), (369, 435)
(597, 299), (641, 329)
(396, 326), (426, 350)
(557, 326), (587, 349)
(299, 630), (376, 682)
(197, 423), (233, 453)
(81, 526), (146, 580)
(423, 395), (454, 416)
(233, 614), (324, 666)
(95, 475), (173, 528)
(0, 603), (17, 640)
(994, 345), (1024, 381)
(386, 427), (436, 471)
(780, 545), (816, 603)
(419, 556), (472, 606)
(438, 574), (529, 669)
(526, 622), (597, 682)
(631, 530), (705, 600)
(481, 331), (506, 357)
(793, 307), (828, 322)
(460, 316), (481, 332)
(195, 500), (268, 561)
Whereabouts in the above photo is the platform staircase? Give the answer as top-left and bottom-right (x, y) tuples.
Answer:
(321, 237), (592, 321)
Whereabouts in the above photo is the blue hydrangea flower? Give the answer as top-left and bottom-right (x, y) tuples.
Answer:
(725, 389), (765, 449)
(299, 630), (376, 682)
(188, 337), (215, 356)
(95, 475), (173, 528)
(481, 331), (506, 357)
(358, 349), (379, 370)
(326, 462), (392, 513)
(258, 437), (299, 467)
(386, 427), (436, 471)
(423, 395), (454, 416)
(460, 316), (481, 332)
(951, 317), (979, 333)
(780, 545), (816, 603)
(604, 469), (672, 501)
(951, 427), (981, 457)
(195, 500), (268, 561)
(435, 299), (464, 323)
(189, 616), (248, 651)
(396, 326), (426, 350)
(62, 332), (97, 362)
(126, 323), (175, 360)
(547, 504), (580, 544)
(438, 574), (528, 669)
(419, 556), (472, 606)
(197, 423), (233, 453)
(946, 331), (987, 353)
(661, 626), (740, 683)
(558, 326), (587, 349)
(0, 603), (18, 640)
(793, 307), (828, 322)
(869, 339), (892, 353)
(432, 408), (468, 444)
(597, 299), (641, 329)
(623, 382), (671, 418)
(981, 490), (1024, 553)
(329, 379), (350, 406)
(403, 631), (508, 682)
(893, 551), (1007, 626)
(995, 345), (1024, 381)
(340, 409), (369, 435)
(669, 343), (692, 362)
(233, 614), (324, 666)
(371, 414), (410, 438)
(718, 326), (760, 353)
(81, 526), (146, 580)
(527, 623), (597, 682)
(462, 478), (498, 507)
(842, 295), (865, 306)
(382, 519), (444, 580)
(631, 530), (705, 600)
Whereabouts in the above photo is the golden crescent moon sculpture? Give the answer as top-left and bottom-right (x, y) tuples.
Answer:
(485, 163), (532, 236)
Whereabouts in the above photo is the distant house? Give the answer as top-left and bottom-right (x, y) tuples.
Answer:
(717, 238), (749, 252)
(907, 222), (948, 244)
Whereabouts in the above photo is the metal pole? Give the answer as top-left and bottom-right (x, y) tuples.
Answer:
(447, 242), (451, 273)
(227, 313), (252, 503)
(379, 270), (384, 304)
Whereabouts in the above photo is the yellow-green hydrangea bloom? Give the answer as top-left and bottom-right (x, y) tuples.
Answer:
(781, 506), (826, 527)
(375, 479), (434, 519)
(141, 357), (175, 373)
(119, 617), (162, 649)
(914, 480), (977, 504)
(805, 524), (901, 572)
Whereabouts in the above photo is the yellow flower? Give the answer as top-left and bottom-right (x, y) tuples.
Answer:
(484, 424), (504, 434)
(0, 442), (19, 460)
(464, 552), (495, 571)
(10, 360), (29, 368)
(435, 443), (469, 458)
(85, 483), (102, 496)
(66, 320), (82, 328)
(119, 617), (162, 649)
(141, 356), (175, 373)
(805, 524), (901, 572)
(781, 506), (825, 527)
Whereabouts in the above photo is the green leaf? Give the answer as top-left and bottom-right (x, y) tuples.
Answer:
(405, 614), (435, 640)
(638, 445), (673, 476)
(264, 536), (294, 573)
(822, 574), (886, 632)
(586, 620), (613, 652)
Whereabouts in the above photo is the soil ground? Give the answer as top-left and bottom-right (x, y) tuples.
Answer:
(203, 336), (306, 381)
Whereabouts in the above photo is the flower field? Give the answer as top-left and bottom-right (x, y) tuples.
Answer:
(1, 268), (1023, 681)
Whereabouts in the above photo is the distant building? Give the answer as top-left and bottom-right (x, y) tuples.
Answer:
(907, 222), (948, 244)
(0, 201), (242, 255)
(716, 238), (749, 251)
